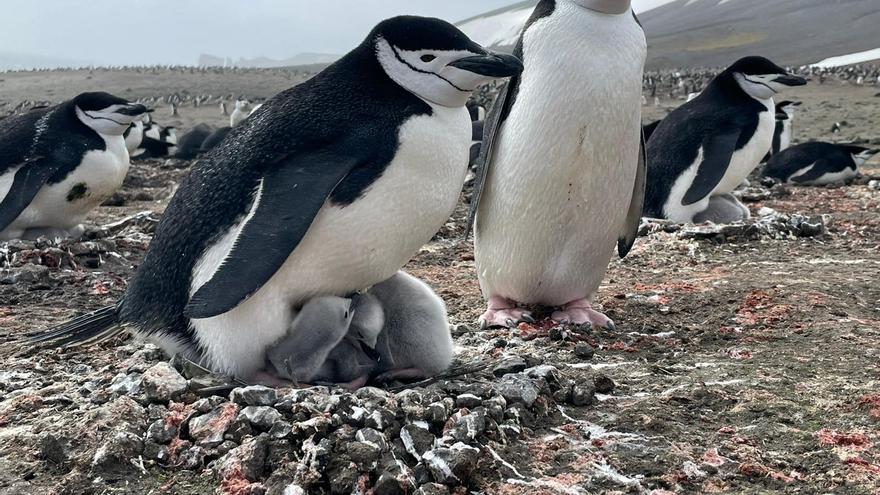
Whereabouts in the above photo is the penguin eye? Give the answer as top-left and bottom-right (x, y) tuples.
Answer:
(420, 54), (437, 63)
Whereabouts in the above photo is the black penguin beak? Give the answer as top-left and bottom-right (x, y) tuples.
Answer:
(449, 53), (524, 78)
(117, 104), (149, 116)
(773, 74), (807, 87)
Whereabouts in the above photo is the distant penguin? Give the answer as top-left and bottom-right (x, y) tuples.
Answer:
(174, 124), (214, 160)
(31, 16), (521, 381)
(469, 0), (648, 329)
(124, 121), (145, 155)
(770, 100), (801, 156)
(763, 142), (878, 186)
(644, 56), (807, 224)
(0, 92), (147, 240)
(230, 99), (251, 127)
(266, 271), (452, 388)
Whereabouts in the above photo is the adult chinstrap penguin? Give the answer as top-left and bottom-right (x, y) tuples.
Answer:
(763, 142), (878, 186)
(31, 16), (522, 381)
(469, 0), (648, 329)
(644, 56), (806, 224)
(763, 100), (802, 162)
(0, 92), (148, 241)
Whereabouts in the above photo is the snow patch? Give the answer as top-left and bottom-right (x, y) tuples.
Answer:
(812, 47), (880, 68)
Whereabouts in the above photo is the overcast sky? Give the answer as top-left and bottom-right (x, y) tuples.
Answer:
(0, 0), (514, 68)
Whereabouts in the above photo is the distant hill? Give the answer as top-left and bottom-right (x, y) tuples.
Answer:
(197, 53), (339, 68)
(457, 0), (880, 69)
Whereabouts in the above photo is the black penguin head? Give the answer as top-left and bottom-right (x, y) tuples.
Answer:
(370, 16), (523, 108)
(73, 92), (149, 136)
(775, 100), (802, 116)
(564, 0), (633, 15)
(844, 145), (880, 166)
(726, 57), (807, 100)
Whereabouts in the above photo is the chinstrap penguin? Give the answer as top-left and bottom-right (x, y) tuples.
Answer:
(469, 0), (648, 329)
(763, 142), (878, 186)
(175, 124), (214, 160)
(31, 16), (521, 381)
(266, 271), (452, 389)
(763, 100), (802, 162)
(0, 92), (148, 241)
(644, 56), (806, 224)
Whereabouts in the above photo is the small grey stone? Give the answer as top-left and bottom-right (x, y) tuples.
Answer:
(426, 402), (448, 424)
(142, 362), (188, 402)
(594, 375), (616, 394)
(108, 372), (143, 396)
(400, 424), (435, 460)
(0, 264), (50, 285)
(416, 482), (450, 495)
(143, 441), (169, 463)
(282, 485), (307, 495)
(496, 374), (539, 406)
(231, 386), (277, 407)
(485, 396), (506, 423)
(36, 433), (67, 465)
(347, 441), (382, 471)
(191, 396), (226, 414)
(178, 445), (207, 470)
(268, 420), (292, 439)
(355, 387), (392, 406)
(222, 435), (269, 481)
(448, 409), (487, 442)
(239, 406), (283, 431)
(328, 458), (359, 495)
(147, 419), (177, 444)
(574, 342), (595, 360)
(364, 407), (396, 431)
(189, 403), (240, 447)
(373, 472), (406, 495)
(570, 382), (596, 407)
(492, 356), (528, 377)
(454, 394), (482, 409)
(450, 324), (472, 336)
(92, 430), (145, 474)
(355, 428), (388, 452)
(422, 442), (480, 485)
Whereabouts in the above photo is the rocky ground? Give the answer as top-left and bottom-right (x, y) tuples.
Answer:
(1, 74), (879, 495)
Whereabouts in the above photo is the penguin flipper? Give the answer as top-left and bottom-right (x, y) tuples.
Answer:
(618, 130), (648, 258)
(0, 157), (54, 232)
(682, 130), (742, 206)
(184, 153), (360, 320)
(789, 160), (832, 184)
(466, 80), (515, 239)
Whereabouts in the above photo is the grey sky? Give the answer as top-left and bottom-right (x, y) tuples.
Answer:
(1, 0), (513, 68)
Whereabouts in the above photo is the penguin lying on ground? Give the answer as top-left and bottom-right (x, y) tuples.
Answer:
(30, 16), (522, 382)
(133, 126), (178, 160)
(266, 271), (452, 389)
(199, 126), (233, 154)
(469, 0), (647, 329)
(644, 56), (806, 224)
(763, 142), (878, 186)
(0, 92), (148, 241)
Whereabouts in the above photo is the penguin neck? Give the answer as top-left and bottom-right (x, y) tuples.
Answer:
(570, 0), (632, 14)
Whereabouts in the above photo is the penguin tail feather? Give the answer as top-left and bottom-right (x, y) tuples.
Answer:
(27, 305), (124, 348)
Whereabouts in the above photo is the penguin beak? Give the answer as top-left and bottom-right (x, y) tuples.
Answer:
(773, 74), (807, 87)
(117, 104), (149, 116)
(449, 53), (524, 78)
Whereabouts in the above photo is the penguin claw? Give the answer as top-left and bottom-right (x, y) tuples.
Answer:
(522, 314), (536, 324)
(552, 300), (616, 330)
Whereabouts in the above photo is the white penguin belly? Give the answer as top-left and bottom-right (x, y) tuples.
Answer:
(790, 163), (858, 185)
(713, 99), (774, 195)
(2, 136), (129, 238)
(187, 106), (470, 378)
(475, 6), (646, 306)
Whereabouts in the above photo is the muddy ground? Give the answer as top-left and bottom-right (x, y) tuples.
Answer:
(0, 72), (879, 495)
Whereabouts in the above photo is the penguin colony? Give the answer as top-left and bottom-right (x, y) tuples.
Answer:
(4, 4), (876, 389)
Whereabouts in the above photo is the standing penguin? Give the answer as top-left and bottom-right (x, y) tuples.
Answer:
(772, 100), (801, 155)
(644, 56), (806, 224)
(469, 0), (648, 329)
(229, 99), (252, 127)
(763, 142), (878, 185)
(31, 16), (522, 381)
(0, 92), (148, 240)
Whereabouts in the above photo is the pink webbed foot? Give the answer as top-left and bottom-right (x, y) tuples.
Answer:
(552, 299), (615, 330)
(479, 296), (535, 329)
(249, 371), (302, 389)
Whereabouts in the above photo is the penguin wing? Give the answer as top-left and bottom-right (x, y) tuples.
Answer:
(465, 81), (514, 238)
(617, 130), (648, 258)
(682, 130), (742, 206)
(184, 152), (360, 319)
(789, 160), (831, 184)
(0, 157), (54, 232)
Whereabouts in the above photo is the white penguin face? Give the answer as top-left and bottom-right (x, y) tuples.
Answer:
(375, 37), (523, 108)
(234, 100), (251, 111)
(734, 73), (807, 100)
(567, 0), (633, 14)
(854, 149), (879, 166)
(77, 103), (150, 136)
